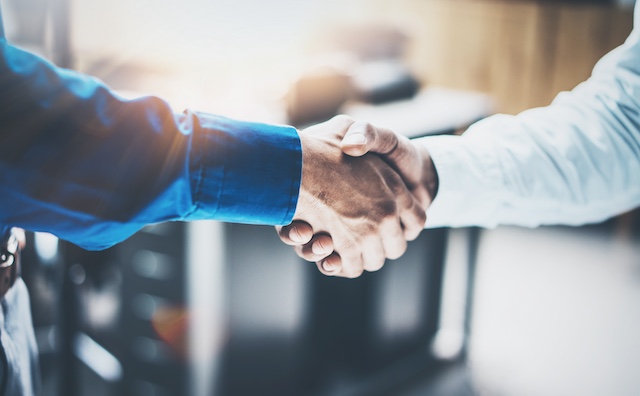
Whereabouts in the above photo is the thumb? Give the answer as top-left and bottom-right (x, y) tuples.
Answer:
(340, 121), (398, 157)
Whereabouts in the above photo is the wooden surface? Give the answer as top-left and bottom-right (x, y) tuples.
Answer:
(373, 0), (634, 114)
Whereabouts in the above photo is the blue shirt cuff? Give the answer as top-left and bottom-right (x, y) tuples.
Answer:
(186, 114), (302, 225)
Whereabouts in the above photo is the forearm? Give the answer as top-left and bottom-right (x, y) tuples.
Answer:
(420, 16), (640, 229)
(0, 40), (301, 249)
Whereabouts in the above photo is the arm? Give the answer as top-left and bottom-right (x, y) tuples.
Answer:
(0, 40), (301, 250)
(0, 40), (426, 263)
(422, 4), (640, 228)
(283, 4), (640, 268)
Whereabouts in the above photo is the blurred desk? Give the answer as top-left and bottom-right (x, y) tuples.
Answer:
(343, 87), (494, 138)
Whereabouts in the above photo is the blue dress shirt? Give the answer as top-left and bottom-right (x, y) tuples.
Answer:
(0, 28), (302, 250)
(0, 8), (301, 394)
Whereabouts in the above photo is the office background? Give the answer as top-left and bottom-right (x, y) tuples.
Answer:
(2, 0), (639, 395)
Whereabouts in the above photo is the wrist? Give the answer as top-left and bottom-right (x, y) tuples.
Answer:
(294, 132), (333, 219)
(418, 144), (439, 206)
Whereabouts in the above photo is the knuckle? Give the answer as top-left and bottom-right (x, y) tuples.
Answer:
(361, 122), (375, 137)
(298, 244), (319, 261)
(402, 206), (426, 241)
(342, 259), (364, 278)
(405, 224), (423, 241)
(346, 268), (364, 279)
(333, 114), (354, 124)
(364, 257), (385, 272)
(417, 209), (427, 226)
(293, 246), (307, 259)
(387, 240), (407, 260)
(384, 174), (408, 198)
(377, 200), (398, 219)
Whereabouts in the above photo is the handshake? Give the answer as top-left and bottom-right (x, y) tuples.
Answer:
(276, 115), (439, 278)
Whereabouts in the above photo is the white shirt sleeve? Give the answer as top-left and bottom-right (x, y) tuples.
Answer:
(420, 3), (640, 229)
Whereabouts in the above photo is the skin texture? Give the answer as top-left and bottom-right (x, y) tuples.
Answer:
(278, 116), (438, 277)
(277, 116), (426, 278)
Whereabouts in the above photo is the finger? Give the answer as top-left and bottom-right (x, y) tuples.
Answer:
(276, 221), (314, 245)
(317, 252), (342, 276)
(380, 217), (407, 261)
(382, 163), (426, 241)
(362, 237), (386, 272)
(303, 114), (355, 137)
(293, 244), (311, 262)
(342, 125), (424, 196)
(311, 234), (334, 256)
(335, 243), (364, 279)
(384, 133), (416, 164)
(293, 238), (332, 263)
(340, 121), (399, 157)
(384, 135), (425, 193)
(399, 195), (427, 241)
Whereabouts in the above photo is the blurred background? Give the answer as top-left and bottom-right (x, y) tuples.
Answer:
(2, 0), (640, 395)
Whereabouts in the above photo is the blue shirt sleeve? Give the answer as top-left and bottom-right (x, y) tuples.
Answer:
(0, 40), (302, 250)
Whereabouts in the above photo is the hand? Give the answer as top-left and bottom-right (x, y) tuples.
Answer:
(341, 120), (438, 209)
(277, 116), (426, 278)
(278, 117), (438, 274)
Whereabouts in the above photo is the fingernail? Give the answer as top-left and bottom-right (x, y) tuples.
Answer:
(290, 227), (304, 243)
(312, 240), (326, 255)
(343, 133), (366, 146)
(322, 261), (334, 272)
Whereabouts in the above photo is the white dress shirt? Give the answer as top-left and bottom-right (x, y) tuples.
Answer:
(421, 3), (640, 229)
